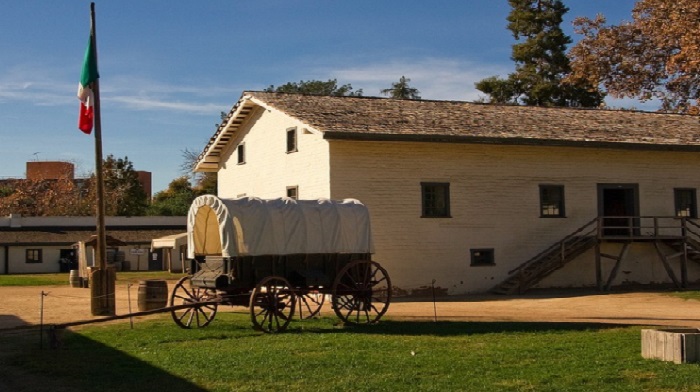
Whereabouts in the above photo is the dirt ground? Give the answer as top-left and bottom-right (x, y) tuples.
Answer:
(3, 282), (700, 330)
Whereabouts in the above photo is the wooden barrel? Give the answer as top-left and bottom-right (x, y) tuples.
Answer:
(69, 270), (82, 288)
(137, 280), (168, 311)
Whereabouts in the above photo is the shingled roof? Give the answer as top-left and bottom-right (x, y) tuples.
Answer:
(197, 92), (700, 170)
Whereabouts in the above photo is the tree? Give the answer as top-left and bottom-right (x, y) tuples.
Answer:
(148, 176), (196, 216)
(380, 76), (421, 100)
(0, 178), (91, 216)
(94, 155), (148, 216)
(180, 148), (217, 195)
(567, 0), (700, 114)
(475, 0), (604, 107)
(264, 79), (363, 96)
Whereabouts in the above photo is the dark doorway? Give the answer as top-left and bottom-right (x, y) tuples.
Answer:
(148, 249), (163, 271)
(597, 184), (639, 236)
(59, 249), (78, 272)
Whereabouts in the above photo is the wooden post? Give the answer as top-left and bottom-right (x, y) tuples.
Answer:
(595, 241), (602, 291)
(87, 2), (114, 316)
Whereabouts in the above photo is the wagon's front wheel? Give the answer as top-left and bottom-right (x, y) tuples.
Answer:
(170, 276), (218, 329)
(250, 276), (297, 333)
(331, 260), (391, 325)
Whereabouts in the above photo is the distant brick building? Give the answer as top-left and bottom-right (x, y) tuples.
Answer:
(1, 161), (152, 200)
(26, 161), (75, 180)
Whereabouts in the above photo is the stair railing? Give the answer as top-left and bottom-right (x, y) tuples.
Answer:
(508, 217), (598, 277)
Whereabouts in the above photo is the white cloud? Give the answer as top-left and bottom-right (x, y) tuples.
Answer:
(323, 57), (511, 101)
(0, 65), (233, 115)
(108, 95), (225, 114)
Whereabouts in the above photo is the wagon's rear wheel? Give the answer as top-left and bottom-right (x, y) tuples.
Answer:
(170, 276), (218, 329)
(331, 260), (391, 325)
(250, 276), (297, 333)
(297, 291), (325, 319)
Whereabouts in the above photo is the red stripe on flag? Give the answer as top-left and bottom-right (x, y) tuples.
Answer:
(79, 102), (94, 134)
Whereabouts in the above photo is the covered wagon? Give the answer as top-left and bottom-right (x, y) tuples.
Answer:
(170, 195), (391, 332)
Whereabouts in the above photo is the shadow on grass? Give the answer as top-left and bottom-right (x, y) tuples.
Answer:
(0, 314), (29, 330)
(292, 319), (628, 337)
(0, 330), (207, 392)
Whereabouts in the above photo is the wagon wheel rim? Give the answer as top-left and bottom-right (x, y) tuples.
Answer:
(250, 276), (297, 333)
(331, 260), (391, 325)
(170, 276), (218, 329)
(297, 291), (325, 319)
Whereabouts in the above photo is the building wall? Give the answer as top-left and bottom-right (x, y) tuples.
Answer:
(136, 171), (152, 200)
(0, 246), (6, 274)
(327, 140), (700, 294)
(26, 161), (74, 180)
(217, 108), (331, 199)
(3, 244), (160, 274)
(8, 246), (70, 274)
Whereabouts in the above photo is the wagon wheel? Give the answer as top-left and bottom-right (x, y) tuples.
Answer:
(331, 260), (391, 325)
(250, 276), (297, 333)
(297, 291), (325, 319)
(170, 276), (218, 329)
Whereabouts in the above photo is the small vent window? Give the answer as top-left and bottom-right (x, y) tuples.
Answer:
(286, 128), (297, 153)
(237, 144), (245, 164)
(470, 249), (494, 266)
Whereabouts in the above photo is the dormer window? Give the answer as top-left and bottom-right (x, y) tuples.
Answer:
(286, 127), (297, 153)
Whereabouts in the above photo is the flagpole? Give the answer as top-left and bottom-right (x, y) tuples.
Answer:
(88, 2), (113, 316)
(90, 2), (106, 274)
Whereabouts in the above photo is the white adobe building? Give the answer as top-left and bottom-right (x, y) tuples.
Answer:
(194, 92), (700, 295)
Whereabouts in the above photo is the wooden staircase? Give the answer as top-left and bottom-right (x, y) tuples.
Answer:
(492, 216), (700, 295)
(661, 237), (700, 265)
(491, 218), (598, 295)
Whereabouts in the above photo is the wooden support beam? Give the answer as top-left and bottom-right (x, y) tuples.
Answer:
(681, 240), (688, 288)
(604, 242), (631, 291)
(654, 241), (682, 288)
(595, 242), (602, 291)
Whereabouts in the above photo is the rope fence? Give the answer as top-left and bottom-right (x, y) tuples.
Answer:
(0, 277), (458, 349)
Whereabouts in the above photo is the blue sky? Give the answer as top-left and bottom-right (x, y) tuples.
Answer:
(1, 0), (640, 193)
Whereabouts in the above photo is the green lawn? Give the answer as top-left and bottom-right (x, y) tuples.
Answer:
(2, 314), (700, 391)
(0, 271), (184, 286)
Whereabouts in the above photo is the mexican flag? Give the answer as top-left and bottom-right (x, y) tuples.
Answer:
(77, 30), (99, 134)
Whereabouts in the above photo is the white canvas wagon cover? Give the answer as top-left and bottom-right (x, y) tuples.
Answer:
(187, 195), (374, 258)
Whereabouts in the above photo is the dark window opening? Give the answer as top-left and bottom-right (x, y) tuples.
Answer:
(421, 182), (450, 218)
(470, 248), (495, 266)
(26, 249), (42, 264)
(539, 185), (565, 218)
(237, 144), (245, 164)
(675, 188), (697, 218)
(286, 186), (298, 200)
(286, 128), (297, 153)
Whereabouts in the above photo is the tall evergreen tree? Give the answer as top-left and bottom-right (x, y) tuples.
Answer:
(475, 0), (603, 107)
(380, 76), (421, 100)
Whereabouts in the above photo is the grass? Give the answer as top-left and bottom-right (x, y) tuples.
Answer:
(0, 271), (184, 286)
(670, 290), (700, 301)
(2, 314), (700, 391)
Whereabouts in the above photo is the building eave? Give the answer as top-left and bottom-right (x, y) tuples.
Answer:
(322, 131), (700, 152)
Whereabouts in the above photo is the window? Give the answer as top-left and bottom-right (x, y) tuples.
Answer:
(26, 249), (42, 264)
(470, 248), (495, 266)
(286, 186), (298, 200)
(286, 127), (297, 153)
(675, 188), (697, 218)
(540, 185), (565, 218)
(237, 144), (245, 164)
(421, 182), (450, 218)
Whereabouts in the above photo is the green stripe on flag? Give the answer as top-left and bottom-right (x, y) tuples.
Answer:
(80, 33), (99, 87)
